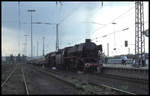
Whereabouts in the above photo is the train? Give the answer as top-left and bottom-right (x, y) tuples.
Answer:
(107, 59), (133, 64)
(30, 39), (103, 73)
(28, 56), (46, 66)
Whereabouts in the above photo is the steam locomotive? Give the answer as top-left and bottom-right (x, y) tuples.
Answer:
(45, 39), (103, 72)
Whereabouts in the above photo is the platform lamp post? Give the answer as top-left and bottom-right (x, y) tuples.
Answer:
(24, 35), (30, 57)
(33, 22), (59, 51)
(27, 9), (36, 58)
(37, 41), (39, 57)
(112, 22), (117, 51)
(44, 23), (59, 51)
(43, 37), (45, 56)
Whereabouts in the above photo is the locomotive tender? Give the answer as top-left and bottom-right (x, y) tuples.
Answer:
(45, 39), (103, 72)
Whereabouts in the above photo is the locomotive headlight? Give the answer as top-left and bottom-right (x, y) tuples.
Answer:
(85, 63), (88, 66)
(85, 63), (90, 67)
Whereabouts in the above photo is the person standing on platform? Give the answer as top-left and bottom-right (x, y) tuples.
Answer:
(121, 55), (127, 65)
(138, 55), (142, 67)
(124, 56), (127, 65)
(97, 55), (104, 73)
(142, 53), (146, 67)
(121, 55), (125, 65)
(132, 57), (136, 67)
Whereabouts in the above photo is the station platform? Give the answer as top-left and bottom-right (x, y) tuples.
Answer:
(103, 63), (149, 70)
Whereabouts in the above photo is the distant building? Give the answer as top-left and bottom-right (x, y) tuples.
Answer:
(145, 53), (149, 65)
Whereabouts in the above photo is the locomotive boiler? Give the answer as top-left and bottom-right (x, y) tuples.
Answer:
(45, 39), (102, 72)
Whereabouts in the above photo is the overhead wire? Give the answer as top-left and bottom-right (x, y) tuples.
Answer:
(60, 2), (104, 46)
(59, 3), (83, 47)
(60, 35), (86, 48)
(3, 2), (137, 56)
(90, 5), (135, 36)
(59, 3), (83, 24)
(60, 3), (103, 46)
(91, 5), (135, 54)
(92, 27), (129, 40)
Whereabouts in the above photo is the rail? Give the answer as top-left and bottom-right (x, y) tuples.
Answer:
(1, 68), (17, 87)
(2, 64), (30, 95)
(21, 66), (29, 95)
(89, 82), (136, 95)
(97, 73), (148, 84)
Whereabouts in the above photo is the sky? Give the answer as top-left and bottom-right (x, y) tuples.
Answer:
(2, 1), (149, 57)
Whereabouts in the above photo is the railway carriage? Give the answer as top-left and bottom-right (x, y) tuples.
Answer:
(29, 56), (46, 66)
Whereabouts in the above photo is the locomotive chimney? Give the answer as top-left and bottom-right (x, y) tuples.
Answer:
(85, 39), (91, 43)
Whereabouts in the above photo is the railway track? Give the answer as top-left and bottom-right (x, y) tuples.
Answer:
(1, 67), (17, 88)
(32, 65), (136, 95)
(1, 64), (30, 95)
(21, 65), (30, 95)
(96, 73), (149, 84)
(48, 69), (138, 95)
(102, 66), (148, 80)
(49, 69), (148, 84)
(43, 66), (148, 85)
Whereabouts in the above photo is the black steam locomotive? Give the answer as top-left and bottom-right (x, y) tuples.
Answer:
(45, 39), (102, 72)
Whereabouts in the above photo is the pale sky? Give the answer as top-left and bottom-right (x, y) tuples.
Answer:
(2, 1), (149, 57)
